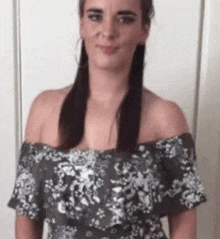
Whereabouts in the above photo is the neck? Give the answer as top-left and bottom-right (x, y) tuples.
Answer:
(88, 64), (130, 103)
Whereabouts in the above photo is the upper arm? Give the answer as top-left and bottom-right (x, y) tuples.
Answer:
(25, 90), (52, 143)
(156, 100), (196, 238)
(16, 91), (52, 237)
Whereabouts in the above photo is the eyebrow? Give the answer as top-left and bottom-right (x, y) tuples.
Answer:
(86, 8), (137, 17)
(117, 10), (137, 16)
(86, 8), (102, 14)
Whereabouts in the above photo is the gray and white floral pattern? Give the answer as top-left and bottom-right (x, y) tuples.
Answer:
(8, 133), (207, 239)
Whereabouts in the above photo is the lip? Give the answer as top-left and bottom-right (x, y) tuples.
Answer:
(97, 45), (119, 54)
(98, 45), (119, 49)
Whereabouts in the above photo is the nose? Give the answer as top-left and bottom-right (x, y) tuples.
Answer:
(102, 17), (118, 40)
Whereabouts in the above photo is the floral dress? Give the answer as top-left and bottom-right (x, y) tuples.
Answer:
(8, 133), (207, 239)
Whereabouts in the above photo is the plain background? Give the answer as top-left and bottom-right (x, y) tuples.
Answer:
(0, 0), (219, 238)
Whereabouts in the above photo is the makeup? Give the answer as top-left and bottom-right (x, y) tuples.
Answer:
(98, 46), (119, 55)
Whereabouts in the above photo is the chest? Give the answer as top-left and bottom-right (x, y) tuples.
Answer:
(37, 147), (165, 232)
(40, 99), (158, 149)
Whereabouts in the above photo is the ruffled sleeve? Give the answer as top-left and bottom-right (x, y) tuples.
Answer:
(154, 133), (207, 216)
(7, 142), (44, 220)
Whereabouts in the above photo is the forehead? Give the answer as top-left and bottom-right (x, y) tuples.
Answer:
(84, 0), (141, 12)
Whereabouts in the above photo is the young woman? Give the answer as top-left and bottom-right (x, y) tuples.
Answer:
(8, 0), (207, 238)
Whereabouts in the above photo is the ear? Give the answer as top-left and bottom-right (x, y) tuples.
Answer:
(139, 23), (150, 45)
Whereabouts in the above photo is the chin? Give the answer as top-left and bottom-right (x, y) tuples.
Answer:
(98, 62), (125, 71)
(93, 57), (127, 71)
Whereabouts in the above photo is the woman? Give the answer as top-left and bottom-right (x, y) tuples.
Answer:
(8, 0), (207, 238)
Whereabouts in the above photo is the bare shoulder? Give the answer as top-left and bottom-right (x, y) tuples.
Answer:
(25, 85), (72, 143)
(141, 88), (189, 141)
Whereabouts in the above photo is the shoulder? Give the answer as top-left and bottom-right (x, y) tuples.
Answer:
(141, 89), (189, 140)
(33, 85), (71, 108)
(25, 86), (72, 143)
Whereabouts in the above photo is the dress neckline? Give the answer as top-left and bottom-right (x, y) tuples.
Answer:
(22, 132), (192, 154)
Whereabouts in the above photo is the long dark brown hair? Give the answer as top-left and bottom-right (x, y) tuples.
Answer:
(58, 0), (154, 151)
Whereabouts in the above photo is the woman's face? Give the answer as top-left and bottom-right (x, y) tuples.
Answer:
(80, 0), (149, 71)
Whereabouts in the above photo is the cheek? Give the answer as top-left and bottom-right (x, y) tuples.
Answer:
(82, 26), (97, 39)
(82, 27), (97, 54)
(121, 31), (141, 54)
(121, 27), (142, 44)
(81, 19), (98, 38)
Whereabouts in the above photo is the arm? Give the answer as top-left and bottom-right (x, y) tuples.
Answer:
(154, 100), (197, 238)
(16, 216), (43, 239)
(168, 208), (197, 239)
(15, 92), (48, 239)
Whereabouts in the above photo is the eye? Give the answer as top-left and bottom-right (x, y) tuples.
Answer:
(118, 16), (135, 24)
(88, 13), (102, 22)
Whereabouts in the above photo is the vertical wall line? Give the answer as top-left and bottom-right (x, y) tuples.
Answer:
(194, 1), (212, 238)
(193, 0), (206, 140)
(13, 0), (22, 162)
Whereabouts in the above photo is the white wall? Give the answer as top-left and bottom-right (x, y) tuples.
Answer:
(0, 0), (16, 238)
(196, 0), (220, 238)
(146, 0), (202, 129)
(20, 0), (202, 135)
(21, 0), (79, 132)
(1, 0), (219, 238)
